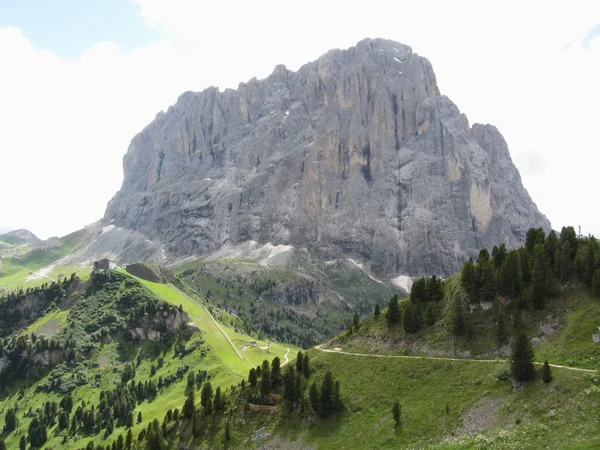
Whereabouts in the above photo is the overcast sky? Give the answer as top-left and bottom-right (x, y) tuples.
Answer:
(0, 0), (599, 239)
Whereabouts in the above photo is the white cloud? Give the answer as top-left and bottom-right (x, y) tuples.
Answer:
(1, 1), (599, 238)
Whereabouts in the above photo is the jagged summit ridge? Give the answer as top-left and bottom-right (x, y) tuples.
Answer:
(104, 38), (549, 276)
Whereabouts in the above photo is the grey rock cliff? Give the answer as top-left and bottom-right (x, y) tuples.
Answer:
(104, 38), (549, 276)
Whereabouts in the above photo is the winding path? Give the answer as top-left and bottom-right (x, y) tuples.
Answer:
(315, 345), (598, 373)
(281, 348), (290, 367)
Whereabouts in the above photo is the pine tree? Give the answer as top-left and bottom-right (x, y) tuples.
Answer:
(492, 244), (507, 269)
(477, 261), (495, 303)
(309, 382), (319, 413)
(511, 329), (535, 382)
(271, 357), (282, 389)
(214, 386), (223, 413)
(126, 429), (133, 450)
(541, 360), (553, 383)
(499, 251), (521, 298)
(410, 278), (427, 303)
(352, 312), (360, 331)
(374, 303), (381, 317)
(19, 435), (27, 450)
(302, 354), (310, 378)
(333, 380), (342, 412)
(403, 303), (421, 333)
(387, 295), (401, 325)
(294, 372), (302, 406)
(283, 366), (296, 412)
(295, 351), (303, 373)
(319, 371), (335, 417)
(137, 411), (142, 424)
(260, 361), (271, 396)
(526, 228), (546, 253)
(3, 408), (18, 433)
(248, 368), (258, 387)
(461, 258), (476, 297)
(392, 401), (401, 429)
(201, 381), (213, 411)
(424, 304), (435, 326)
(0, 440), (6, 450)
(593, 268), (600, 298)
(224, 421), (231, 443)
(183, 391), (195, 419)
(427, 275), (444, 302)
(451, 296), (465, 336)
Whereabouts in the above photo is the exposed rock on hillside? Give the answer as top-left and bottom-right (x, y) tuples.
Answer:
(0, 229), (40, 245)
(104, 38), (549, 276)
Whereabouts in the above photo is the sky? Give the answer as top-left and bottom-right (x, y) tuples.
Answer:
(0, 0), (599, 239)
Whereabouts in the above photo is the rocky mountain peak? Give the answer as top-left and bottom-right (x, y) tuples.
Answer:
(104, 38), (549, 277)
(0, 229), (41, 245)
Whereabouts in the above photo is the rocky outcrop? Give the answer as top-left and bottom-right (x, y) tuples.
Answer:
(0, 229), (40, 245)
(129, 308), (195, 342)
(104, 38), (549, 276)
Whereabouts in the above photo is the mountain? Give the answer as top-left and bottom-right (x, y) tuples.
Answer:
(0, 229), (40, 246)
(103, 37), (549, 277)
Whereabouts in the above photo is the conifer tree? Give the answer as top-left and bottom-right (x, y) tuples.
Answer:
(201, 381), (213, 411)
(526, 228), (546, 253)
(320, 371), (335, 417)
(410, 278), (427, 303)
(183, 391), (195, 419)
(294, 372), (302, 406)
(479, 260), (496, 303)
(451, 296), (465, 336)
(224, 421), (231, 443)
(499, 251), (521, 298)
(295, 351), (303, 373)
(592, 268), (600, 298)
(392, 401), (401, 429)
(260, 361), (271, 396)
(137, 411), (142, 424)
(541, 360), (553, 383)
(126, 429), (133, 450)
(271, 357), (282, 388)
(333, 380), (342, 412)
(424, 304), (435, 326)
(492, 244), (507, 269)
(511, 329), (535, 382)
(477, 248), (490, 264)
(309, 382), (319, 413)
(403, 303), (421, 333)
(283, 365), (296, 412)
(302, 354), (310, 378)
(3, 408), (18, 433)
(461, 258), (476, 296)
(352, 312), (360, 331)
(387, 295), (401, 325)
(19, 436), (26, 450)
(248, 368), (257, 387)
(374, 303), (381, 318)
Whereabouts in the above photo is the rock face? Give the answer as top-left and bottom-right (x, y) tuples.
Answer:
(104, 38), (549, 276)
(0, 229), (40, 245)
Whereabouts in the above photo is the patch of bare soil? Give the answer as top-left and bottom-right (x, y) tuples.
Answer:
(37, 319), (60, 338)
(98, 355), (109, 369)
(455, 396), (506, 436)
(264, 436), (316, 450)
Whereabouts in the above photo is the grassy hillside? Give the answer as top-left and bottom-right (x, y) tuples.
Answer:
(125, 277), (600, 450)
(0, 269), (297, 450)
(0, 232), (89, 293)
(176, 251), (403, 349)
